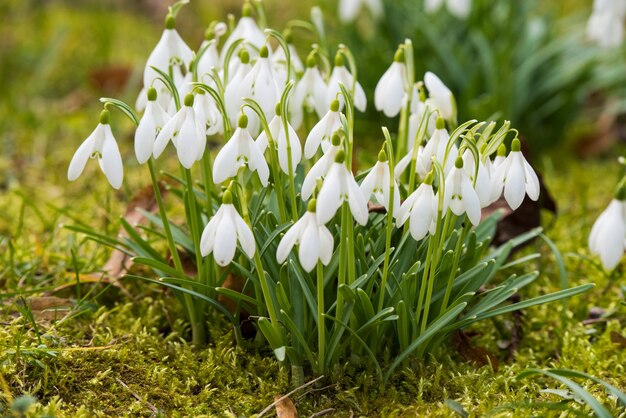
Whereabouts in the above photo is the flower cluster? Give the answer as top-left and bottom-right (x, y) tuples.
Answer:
(586, 0), (626, 48)
(589, 174), (626, 271)
(65, 1), (594, 384)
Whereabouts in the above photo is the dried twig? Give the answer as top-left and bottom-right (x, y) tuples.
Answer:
(115, 377), (159, 416)
(257, 375), (325, 417)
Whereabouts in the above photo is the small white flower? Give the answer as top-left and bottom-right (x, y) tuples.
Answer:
(220, 5), (267, 64)
(200, 191), (256, 267)
(394, 145), (424, 180)
(425, 0), (472, 19)
(326, 55), (367, 113)
(153, 94), (206, 169)
(301, 140), (342, 201)
(235, 46), (280, 135)
(396, 177), (438, 241)
(374, 49), (408, 118)
(589, 197), (626, 270)
(424, 71), (455, 122)
(135, 88), (169, 164)
(197, 23), (227, 78)
(256, 110), (302, 175)
(586, 0), (626, 48)
(443, 157), (481, 225)
(415, 120), (458, 177)
(194, 92), (223, 136)
(271, 40), (303, 87)
(276, 200), (334, 272)
(407, 97), (437, 151)
(225, 50), (253, 125)
(316, 151), (369, 226)
(304, 100), (343, 159)
(487, 144), (508, 203)
(360, 152), (401, 216)
(212, 115), (269, 186)
(338, 0), (384, 23)
(462, 149), (491, 208)
(291, 59), (328, 129)
(68, 110), (123, 190)
(137, 17), (193, 111)
(490, 139), (540, 210)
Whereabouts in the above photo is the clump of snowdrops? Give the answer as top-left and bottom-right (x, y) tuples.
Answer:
(67, 0), (591, 384)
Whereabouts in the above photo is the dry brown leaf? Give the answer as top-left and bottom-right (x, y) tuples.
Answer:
(610, 331), (626, 349)
(274, 395), (298, 418)
(14, 296), (74, 321)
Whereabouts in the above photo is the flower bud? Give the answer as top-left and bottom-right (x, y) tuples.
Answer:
(334, 149), (346, 163)
(222, 190), (234, 204)
(260, 45), (269, 58)
(511, 138), (521, 152)
(165, 15), (175, 30)
(99, 109), (110, 125)
(147, 87), (157, 101)
(455, 156), (464, 169)
(239, 49), (250, 64)
(497, 143), (507, 157)
(242, 2), (253, 17)
(331, 133), (341, 146)
(330, 99), (340, 112)
(378, 149), (388, 162)
(184, 94), (194, 107)
(238, 113), (249, 128)
(423, 171), (434, 185)
(435, 117), (445, 130)
(334, 52), (345, 67)
(394, 48), (405, 63)
(307, 198), (317, 212)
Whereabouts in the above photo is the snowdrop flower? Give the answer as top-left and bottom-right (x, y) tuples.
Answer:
(291, 55), (328, 129)
(326, 53), (367, 113)
(194, 91), (223, 136)
(153, 94), (206, 169)
(301, 135), (342, 201)
(461, 148), (491, 208)
(271, 31), (303, 87)
(486, 144), (507, 203)
(443, 157), (481, 226)
(360, 150), (401, 216)
(135, 88), (169, 164)
(304, 99), (343, 159)
(137, 15), (193, 111)
(415, 118), (457, 176)
(589, 191), (626, 270)
(395, 145), (424, 179)
(490, 139), (539, 210)
(256, 104), (302, 175)
(425, 0), (472, 19)
(200, 190), (256, 267)
(212, 114), (269, 186)
(276, 199), (334, 272)
(68, 110), (123, 190)
(197, 22), (227, 79)
(235, 45), (280, 135)
(424, 71), (456, 122)
(338, 0), (384, 23)
(586, 0), (626, 48)
(374, 48), (408, 118)
(396, 172), (439, 241)
(220, 3), (267, 64)
(407, 87), (437, 150)
(225, 49), (253, 125)
(317, 150), (369, 226)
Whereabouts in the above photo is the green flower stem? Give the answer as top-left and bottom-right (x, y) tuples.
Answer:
(148, 159), (183, 273)
(420, 210), (452, 333)
(439, 220), (471, 315)
(415, 233), (436, 327)
(336, 203), (349, 321)
(281, 116), (298, 222)
(316, 261), (325, 373)
(378, 137), (396, 312)
(184, 168), (204, 279)
(201, 146), (214, 218)
(237, 171), (280, 333)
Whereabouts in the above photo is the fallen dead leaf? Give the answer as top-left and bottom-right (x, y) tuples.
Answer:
(610, 331), (626, 349)
(452, 331), (499, 371)
(274, 395), (298, 418)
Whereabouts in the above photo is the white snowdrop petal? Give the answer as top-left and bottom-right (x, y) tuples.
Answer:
(317, 165), (343, 224)
(68, 129), (98, 181)
(461, 177), (481, 226)
(503, 156), (525, 210)
(234, 212), (256, 259)
(212, 137), (240, 184)
(319, 226), (334, 265)
(522, 158), (540, 201)
(276, 216), (308, 264)
(99, 126), (124, 190)
(299, 223), (321, 272)
(346, 171), (369, 225)
(213, 214), (237, 267)
(200, 209), (224, 256)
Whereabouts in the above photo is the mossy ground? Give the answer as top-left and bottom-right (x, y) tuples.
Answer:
(1, 1), (626, 417)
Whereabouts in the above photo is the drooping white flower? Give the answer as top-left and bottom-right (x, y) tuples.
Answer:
(135, 88), (169, 164)
(194, 91), (223, 136)
(490, 139), (540, 210)
(304, 100), (343, 159)
(316, 150), (369, 226)
(394, 145), (424, 180)
(224, 49), (253, 125)
(137, 16), (193, 111)
(68, 110), (123, 190)
(276, 199), (334, 272)
(291, 56), (328, 129)
(153, 94), (206, 169)
(197, 22), (227, 78)
(256, 107), (302, 175)
(271, 33), (303, 87)
(396, 174), (439, 241)
(234, 45), (280, 135)
(443, 157), (481, 226)
(212, 114), (269, 186)
(461, 148), (491, 208)
(487, 144), (507, 203)
(425, 0), (472, 19)
(589, 196), (626, 270)
(200, 190), (256, 267)
(424, 71), (456, 122)
(415, 118), (458, 177)
(374, 48), (408, 118)
(407, 87), (436, 149)
(301, 137), (342, 201)
(220, 4), (267, 64)
(326, 54), (367, 113)
(586, 0), (626, 48)
(360, 151), (401, 216)
(338, 0), (384, 23)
